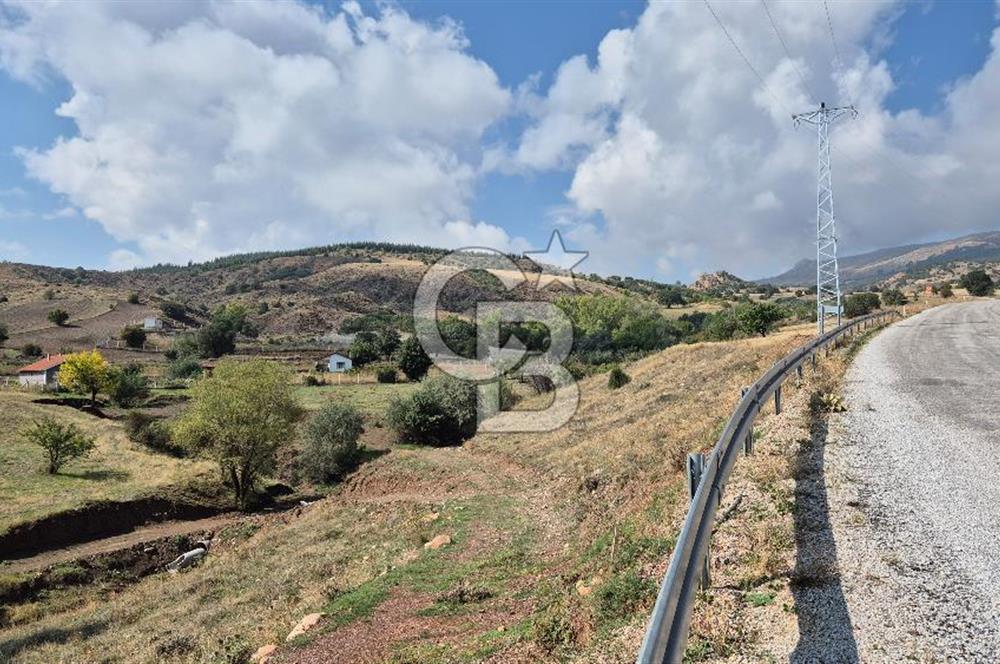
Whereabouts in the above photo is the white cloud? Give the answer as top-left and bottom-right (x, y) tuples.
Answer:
(0, 0), (519, 266)
(0, 239), (28, 260)
(515, 0), (1000, 280)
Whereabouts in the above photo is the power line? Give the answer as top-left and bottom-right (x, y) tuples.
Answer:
(760, 0), (819, 104)
(703, 0), (789, 114)
(823, 0), (845, 71)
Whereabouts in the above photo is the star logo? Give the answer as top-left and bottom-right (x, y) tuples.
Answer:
(523, 230), (588, 290)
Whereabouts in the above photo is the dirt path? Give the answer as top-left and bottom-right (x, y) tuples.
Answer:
(2, 513), (238, 573)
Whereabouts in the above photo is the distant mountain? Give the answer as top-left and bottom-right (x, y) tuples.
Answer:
(764, 231), (1000, 288)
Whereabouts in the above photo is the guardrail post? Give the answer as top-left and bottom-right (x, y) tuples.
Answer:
(740, 387), (754, 455)
(774, 385), (782, 415)
(686, 452), (711, 588)
(796, 364), (804, 380)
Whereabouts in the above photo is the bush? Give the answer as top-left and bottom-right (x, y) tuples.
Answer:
(843, 292), (880, 318)
(396, 337), (432, 381)
(608, 366), (631, 389)
(880, 289), (907, 306)
(20, 417), (96, 474)
(387, 375), (479, 446)
(167, 357), (203, 379)
(126, 292), (140, 305)
(300, 402), (364, 483)
(47, 309), (70, 326)
(0, 322), (6, 345)
(120, 326), (147, 349)
(960, 269), (995, 297)
(939, 282), (954, 298)
(374, 364), (398, 384)
(43, 289), (55, 301)
(160, 301), (187, 321)
(22, 343), (43, 358)
(124, 411), (181, 456)
(107, 364), (150, 408)
(303, 374), (326, 387)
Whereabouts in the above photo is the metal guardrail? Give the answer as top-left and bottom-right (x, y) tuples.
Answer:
(637, 310), (899, 664)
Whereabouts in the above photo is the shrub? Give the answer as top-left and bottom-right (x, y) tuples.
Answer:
(303, 374), (326, 387)
(120, 326), (147, 349)
(167, 357), (203, 379)
(960, 269), (995, 297)
(396, 337), (432, 381)
(300, 402), (364, 483)
(126, 292), (140, 305)
(939, 282), (954, 298)
(880, 289), (907, 306)
(107, 364), (150, 408)
(123, 411), (181, 456)
(47, 309), (70, 326)
(608, 366), (631, 389)
(594, 569), (657, 626)
(374, 364), (397, 384)
(843, 292), (880, 318)
(22, 343), (43, 358)
(43, 289), (55, 301)
(20, 417), (96, 474)
(702, 310), (740, 341)
(0, 293), (7, 303)
(0, 322), (6, 345)
(809, 391), (846, 415)
(160, 301), (187, 321)
(387, 375), (479, 446)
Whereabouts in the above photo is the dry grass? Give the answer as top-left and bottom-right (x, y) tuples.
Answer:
(0, 327), (831, 663)
(0, 391), (214, 533)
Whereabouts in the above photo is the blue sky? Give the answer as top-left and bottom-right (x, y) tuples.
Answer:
(0, 0), (998, 280)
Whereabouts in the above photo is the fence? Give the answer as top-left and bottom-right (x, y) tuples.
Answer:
(636, 310), (899, 664)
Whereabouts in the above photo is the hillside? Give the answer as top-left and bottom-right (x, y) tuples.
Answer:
(0, 244), (623, 349)
(765, 230), (1000, 288)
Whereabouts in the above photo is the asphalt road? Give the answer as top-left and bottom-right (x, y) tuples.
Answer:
(822, 300), (1000, 662)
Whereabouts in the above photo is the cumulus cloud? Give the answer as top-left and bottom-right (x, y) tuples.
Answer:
(0, 0), (519, 265)
(516, 0), (1000, 280)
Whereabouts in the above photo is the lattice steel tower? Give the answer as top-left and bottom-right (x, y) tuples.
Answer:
(793, 102), (857, 335)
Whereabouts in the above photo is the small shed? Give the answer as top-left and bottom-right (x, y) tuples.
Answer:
(326, 353), (352, 373)
(17, 354), (67, 389)
(143, 317), (164, 331)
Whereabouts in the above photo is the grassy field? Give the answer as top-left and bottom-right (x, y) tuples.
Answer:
(294, 381), (418, 415)
(0, 391), (215, 534)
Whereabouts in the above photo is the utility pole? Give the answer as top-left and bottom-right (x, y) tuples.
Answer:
(793, 102), (857, 335)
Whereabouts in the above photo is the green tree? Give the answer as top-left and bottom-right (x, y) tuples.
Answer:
(377, 327), (401, 358)
(107, 363), (150, 408)
(126, 292), (140, 305)
(657, 288), (686, 308)
(844, 292), (880, 318)
(174, 359), (301, 510)
(960, 269), (995, 297)
(59, 350), (111, 405)
(939, 282), (954, 298)
(167, 357), (203, 379)
(120, 326), (147, 349)
(22, 343), (43, 358)
(300, 402), (364, 483)
(438, 316), (477, 358)
(880, 289), (908, 306)
(47, 309), (70, 326)
(195, 303), (255, 358)
(735, 302), (786, 337)
(348, 331), (381, 366)
(387, 375), (479, 446)
(396, 337), (432, 381)
(20, 417), (96, 474)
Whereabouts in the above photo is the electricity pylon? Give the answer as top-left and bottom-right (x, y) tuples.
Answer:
(793, 102), (857, 335)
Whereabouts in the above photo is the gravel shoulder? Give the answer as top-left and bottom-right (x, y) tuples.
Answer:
(813, 301), (1000, 662)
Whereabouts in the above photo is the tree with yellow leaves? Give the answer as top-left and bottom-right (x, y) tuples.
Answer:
(59, 350), (111, 406)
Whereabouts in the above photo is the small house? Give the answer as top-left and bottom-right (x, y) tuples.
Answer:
(17, 354), (67, 389)
(143, 317), (164, 331)
(326, 353), (352, 373)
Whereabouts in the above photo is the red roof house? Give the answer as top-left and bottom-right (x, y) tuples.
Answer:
(17, 354), (67, 389)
